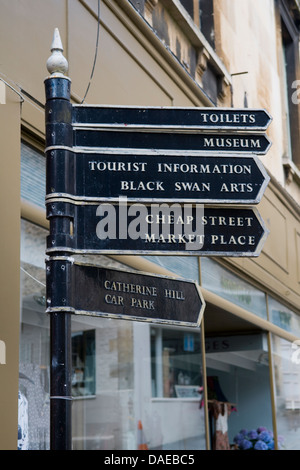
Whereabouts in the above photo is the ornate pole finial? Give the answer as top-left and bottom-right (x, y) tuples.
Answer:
(46, 28), (69, 77)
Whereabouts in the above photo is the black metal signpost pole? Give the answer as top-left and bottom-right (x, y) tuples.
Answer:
(45, 30), (73, 451)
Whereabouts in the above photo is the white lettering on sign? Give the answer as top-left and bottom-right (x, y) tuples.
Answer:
(174, 182), (211, 192)
(120, 181), (165, 191)
(88, 161), (147, 172)
(157, 163), (252, 174)
(203, 137), (261, 148)
(210, 235), (256, 245)
(220, 183), (253, 192)
(0, 340), (6, 364)
(200, 112), (256, 124)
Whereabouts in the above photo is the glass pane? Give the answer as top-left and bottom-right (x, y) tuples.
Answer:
(205, 333), (273, 450)
(19, 219), (50, 450)
(144, 255), (199, 282)
(268, 296), (300, 337)
(201, 258), (267, 319)
(72, 330), (96, 398)
(271, 335), (300, 450)
(149, 326), (206, 449)
(21, 142), (45, 208)
(71, 315), (136, 450)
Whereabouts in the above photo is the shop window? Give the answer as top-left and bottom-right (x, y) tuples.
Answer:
(268, 296), (300, 338)
(144, 255), (199, 281)
(20, 219), (137, 450)
(21, 141), (45, 208)
(149, 326), (206, 449)
(201, 258), (267, 319)
(72, 330), (96, 397)
(205, 333), (273, 450)
(151, 327), (203, 398)
(19, 219), (50, 450)
(271, 335), (300, 449)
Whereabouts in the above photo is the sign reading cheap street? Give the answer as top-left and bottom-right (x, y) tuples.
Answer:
(46, 201), (269, 257)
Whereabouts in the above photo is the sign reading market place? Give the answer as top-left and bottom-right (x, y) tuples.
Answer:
(46, 258), (205, 327)
(46, 202), (269, 257)
(46, 150), (270, 204)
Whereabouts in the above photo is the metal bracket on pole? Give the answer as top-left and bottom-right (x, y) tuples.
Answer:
(45, 28), (73, 451)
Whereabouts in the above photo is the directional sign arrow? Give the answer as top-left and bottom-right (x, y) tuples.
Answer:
(46, 258), (205, 327)
(46, 202), (269, 257)
(72, 128), (272, 155)
(73, 105), (272, 131)
(46, 149), (270, 204)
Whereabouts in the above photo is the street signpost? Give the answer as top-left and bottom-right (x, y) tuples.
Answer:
(46, 259), (205, 327)
(44, 29), (272, 450)
(46, 150), (270, 204)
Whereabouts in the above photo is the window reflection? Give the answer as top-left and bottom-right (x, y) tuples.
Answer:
(269, 296), (300, 338)
(149, 326), (206, 450)
(151, 327), (202, 398)
(19, 219), (50, 450)
(72, 330), (96, 397)
(205, 333), (273, 450)
(201, 258), (267, 319)
(272, 335), (300, 450)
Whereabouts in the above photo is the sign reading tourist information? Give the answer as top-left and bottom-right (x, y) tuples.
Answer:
(46, 202), (269, 257)
(46, 150), (270, 204)
(46, 258), (205, 327)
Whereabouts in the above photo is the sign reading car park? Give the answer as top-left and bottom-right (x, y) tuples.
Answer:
(46, 150), (270, 204)
(46, 258), (205, 327)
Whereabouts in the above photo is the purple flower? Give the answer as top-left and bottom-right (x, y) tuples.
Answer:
(233, 432), (245, 445)
(254, 440), (268, 450)
(267, 440), (274, 450)
(247, 429), (258, 440)
(240, 439), (253, 450)
(257, 426), (267, 433)
(258, 430), (272, 443)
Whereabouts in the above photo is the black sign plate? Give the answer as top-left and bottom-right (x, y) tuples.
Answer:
(46, 258), (205, 327)
(72, 129), (271, 155)
(73, 105), (272, 131)
(46, 150), (270, 204)
(46, 202), (269, 257)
